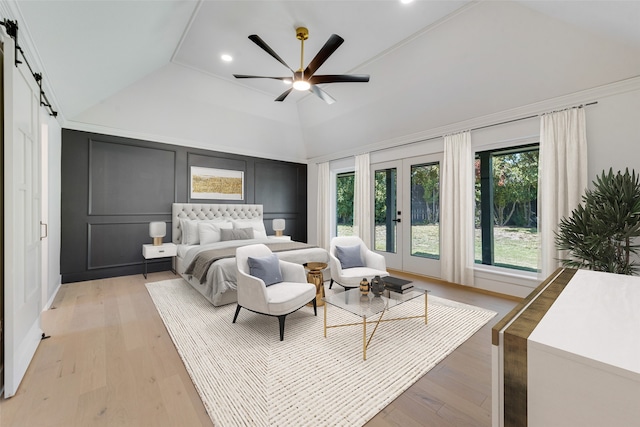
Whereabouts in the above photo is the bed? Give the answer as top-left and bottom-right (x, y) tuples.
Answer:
(172, 203), (329, 306)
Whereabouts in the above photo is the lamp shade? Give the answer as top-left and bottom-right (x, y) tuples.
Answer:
(272, 219), (285, 236)
(149, 221), (166, 246)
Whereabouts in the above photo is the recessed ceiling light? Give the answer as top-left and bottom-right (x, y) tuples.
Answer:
(221, 54), (233, 62)
(400, 0), (414, 4)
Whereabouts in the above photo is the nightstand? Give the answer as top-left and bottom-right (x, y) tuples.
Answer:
(268, 235), (291, 241)
(142, 243), (177, 279)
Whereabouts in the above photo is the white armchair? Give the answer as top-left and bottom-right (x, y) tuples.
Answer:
(234, 244), (317, 341)
(328, 236), (389, 290)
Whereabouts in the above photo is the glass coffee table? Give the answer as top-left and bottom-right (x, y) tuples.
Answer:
(323, 287), (430, 360)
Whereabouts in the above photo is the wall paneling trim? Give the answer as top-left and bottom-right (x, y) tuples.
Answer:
(61, 129), (307, 283)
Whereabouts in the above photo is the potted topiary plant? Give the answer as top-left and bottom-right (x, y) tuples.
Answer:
(555, 168), (640, 275)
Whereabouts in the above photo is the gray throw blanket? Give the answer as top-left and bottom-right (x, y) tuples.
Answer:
(184, 241), (317, 284)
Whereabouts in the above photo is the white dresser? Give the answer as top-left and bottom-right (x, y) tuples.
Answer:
(492, 268), (640, 427)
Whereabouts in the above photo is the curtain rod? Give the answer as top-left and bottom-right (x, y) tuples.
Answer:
(319, 101), (598, 164)
(0, 19), (58, 117)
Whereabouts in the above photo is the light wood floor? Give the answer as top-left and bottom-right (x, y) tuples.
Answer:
(0, 271), (518, 427)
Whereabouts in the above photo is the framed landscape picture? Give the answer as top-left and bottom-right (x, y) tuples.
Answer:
(190, 166), (244, 200)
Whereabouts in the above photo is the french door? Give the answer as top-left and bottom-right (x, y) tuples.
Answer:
(372, 154), (442, 278)
(371, 160), (403, 268)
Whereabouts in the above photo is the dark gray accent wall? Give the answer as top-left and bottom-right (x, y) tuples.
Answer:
(61, 129), (307, 283)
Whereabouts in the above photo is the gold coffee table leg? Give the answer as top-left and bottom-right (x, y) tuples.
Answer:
(324, 300), (327, 338)
(363, 316), (367, 360)
(425, 292), (428, 324)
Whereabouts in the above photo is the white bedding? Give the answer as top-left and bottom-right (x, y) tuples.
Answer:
(176, 243), (193, 259)
(176, 238), (329, 306)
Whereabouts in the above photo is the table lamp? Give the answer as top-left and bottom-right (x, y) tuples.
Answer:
(272, 218), (285, 237)
(149, 221), (166, 246)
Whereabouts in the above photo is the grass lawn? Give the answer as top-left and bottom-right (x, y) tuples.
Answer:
(483, 226), (539, 271)
(338, 224), (539, 271)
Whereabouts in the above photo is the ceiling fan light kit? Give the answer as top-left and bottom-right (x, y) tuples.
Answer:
(293, 80), (311, 91)
(233, 26), (369, 103)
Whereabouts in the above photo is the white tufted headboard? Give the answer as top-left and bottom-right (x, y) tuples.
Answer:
(171, 203), (263, 244)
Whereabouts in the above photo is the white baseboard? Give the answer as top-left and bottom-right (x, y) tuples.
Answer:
(43, 275), (62, 311)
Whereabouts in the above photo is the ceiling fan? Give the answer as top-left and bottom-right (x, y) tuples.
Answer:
(233, 27), (370, 104)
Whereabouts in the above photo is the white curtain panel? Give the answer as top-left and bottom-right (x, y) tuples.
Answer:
(441, 131), (475, 286)
(354, 153), (372, 248)
(538, 107), (588, 278)
(316, 162), (331, 251)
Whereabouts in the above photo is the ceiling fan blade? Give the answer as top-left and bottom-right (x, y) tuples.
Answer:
(309, 74), (370, 84)
(309, 85), (336, 105)
(248, 35), (294, 73)
(275, 88), (293, 102)
(233, 74), (291, 81)
(303, 34), (344, 77)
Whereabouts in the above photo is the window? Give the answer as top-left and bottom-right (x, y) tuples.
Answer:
(410, 162), (440, 259)
(475, 144), (539, 272)
(336, 172), (354, 236)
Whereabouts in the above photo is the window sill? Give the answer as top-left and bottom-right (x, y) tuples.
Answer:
(474, 264), (540, 281)
(473, 264), (540, 298)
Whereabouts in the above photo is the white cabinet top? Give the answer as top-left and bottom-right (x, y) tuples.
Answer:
(528, 269), (640, 377)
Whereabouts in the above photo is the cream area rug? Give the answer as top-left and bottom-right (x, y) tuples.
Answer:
(145, 278), (496, 427)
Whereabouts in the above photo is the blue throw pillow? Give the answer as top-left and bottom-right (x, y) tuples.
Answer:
(247, 253), (283, 286)
(335, 244), (364, 269)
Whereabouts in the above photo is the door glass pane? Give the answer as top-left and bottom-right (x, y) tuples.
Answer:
(336, 172), (354, 236)
(374, 168), (397, 253)
(410, 163), (440, 259)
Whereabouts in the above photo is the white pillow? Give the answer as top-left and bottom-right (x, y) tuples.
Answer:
(232, 219), (267, 239)
(180, 219), (200, 245)
(180, 219), (229, 245)
(198, 221), (233, 245)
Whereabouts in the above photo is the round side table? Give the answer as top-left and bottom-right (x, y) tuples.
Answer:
(304, 262), (327, 306)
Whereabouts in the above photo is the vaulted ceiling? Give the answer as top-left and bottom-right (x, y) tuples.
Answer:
(6, 0), (640, 162)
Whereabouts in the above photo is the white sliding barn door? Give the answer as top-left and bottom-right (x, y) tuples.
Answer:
(2, 28), (43, 398)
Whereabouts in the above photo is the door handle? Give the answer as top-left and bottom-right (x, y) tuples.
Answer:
(392, 218), (401, 223)
(40, 221), (48, 240)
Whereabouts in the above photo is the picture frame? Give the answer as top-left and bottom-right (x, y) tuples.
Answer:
(190, 166), (244, 200)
